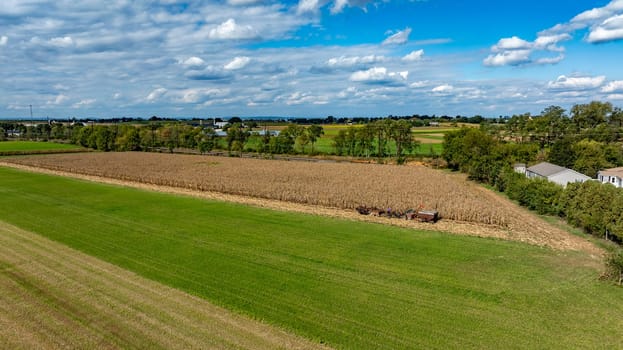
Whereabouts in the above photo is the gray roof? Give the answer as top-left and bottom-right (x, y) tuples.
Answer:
(527, 162), (567, 177)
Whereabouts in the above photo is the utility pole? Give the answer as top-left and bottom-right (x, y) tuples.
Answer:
(29, 104), (33, 119)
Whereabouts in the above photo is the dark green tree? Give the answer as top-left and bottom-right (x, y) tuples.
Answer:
(307, 125), (324, 154)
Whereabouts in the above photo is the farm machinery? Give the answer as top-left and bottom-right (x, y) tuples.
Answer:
(356, 206), (439, 223)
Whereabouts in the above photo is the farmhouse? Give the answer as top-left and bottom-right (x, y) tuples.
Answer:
(598, 167), (623, 188)
(523, 162), (591, 187)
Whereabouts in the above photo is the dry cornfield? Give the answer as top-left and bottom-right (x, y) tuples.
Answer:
(7, 152), (518, 227)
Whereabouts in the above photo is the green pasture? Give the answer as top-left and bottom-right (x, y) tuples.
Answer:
(0, 141), (82, 153)
(1, 167), (620, 349)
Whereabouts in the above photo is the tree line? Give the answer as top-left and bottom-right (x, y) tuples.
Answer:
(2, 118), (426, 162)
(442, 101), (623, 283)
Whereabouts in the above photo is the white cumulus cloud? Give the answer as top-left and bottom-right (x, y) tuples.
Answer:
(409, 80), (430, 88)
(486, 0), (623, 67)
(327, 55), (386, 68)
(431, 84), (454, 95)
(587, 14), (623, 43)
(0, 35), (7, 46)
(402, 49), (424, 62)
(602, 80), (623, 93)
(330, 0), (373, 14)
(484, 34), (570, 67)
(49, 36), (74, 48)
(382, 27), (411, 45)
(224, 56), (251, 70)
(72, 99), (96, 108)
(180, 56), (205, 68)
(534, 33), (572, 51)
(208, 19), (258, 40)
(180, 88), (229, 104)
(227, 0), (262, 5)
(492, 36), (532, 51)
(571, 0), (623, 24)
(534, 54), (565, 65)
(47, 94), (69, 105)
(296, 0), (320, 14)
(484, 50), (531, 67)
(547, 75), (606, 90)
(146, 88), (168, 102)
(350, 67), (408, 83)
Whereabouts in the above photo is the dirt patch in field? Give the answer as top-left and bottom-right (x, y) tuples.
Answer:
(414, 137), (443, 144)
(0, 220), (329, 350)
(0, 160), (601, 255)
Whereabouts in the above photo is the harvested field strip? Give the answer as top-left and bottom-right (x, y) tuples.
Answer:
(0, 167), (621, 349)
(0, 161), (598, 253)
(0, 220), (328, 350)
(1, 152), (597, 252)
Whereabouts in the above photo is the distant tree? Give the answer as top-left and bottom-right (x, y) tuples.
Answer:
(560, 181), (614, 236)
(345, 126), (358, 156)
(296, 133), (310, 153)
(115, 126), (141, 151)
(373, 119), (393, 157)
(333, 129), (347, 155)
(442, 127), (500, 182)
(572, 139), (611, 178)
(161, 124), (180, 152)
(609, 107), (623, 128)
(225, 123), (250, 154)
(51, 123), (66, 140)
(571, 101), (613, 130)
(259, 130), (272, 154)
(307, 125), (324, 154)
(390, 119), (418, 162)
(125, 127), (141, 151)
(583, 123), (619, 143)
(548, 136), (577, 168)
(94, 126), (113, 151)
(270, 132), (295, 154)
(356, 124), (375, 158)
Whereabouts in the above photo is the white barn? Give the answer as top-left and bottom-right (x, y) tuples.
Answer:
(525, 162), (591, 188)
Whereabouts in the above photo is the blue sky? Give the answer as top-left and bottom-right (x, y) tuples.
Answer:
(1, 0), (622, 119)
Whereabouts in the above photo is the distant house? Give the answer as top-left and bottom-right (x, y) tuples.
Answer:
(524, 162), (591, 187)
(513, 163), (527, 174)
(254, 130), (280, 136)
(598, 167), (623, 188)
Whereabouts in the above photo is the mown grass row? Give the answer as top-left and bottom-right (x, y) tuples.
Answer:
(0, 167), (621, 349)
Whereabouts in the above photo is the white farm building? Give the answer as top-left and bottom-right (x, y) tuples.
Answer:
(522, 162), (591, 188)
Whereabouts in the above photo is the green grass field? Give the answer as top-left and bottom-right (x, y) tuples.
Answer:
(0, 141), (83, 154)
(1, 167), (621, 349)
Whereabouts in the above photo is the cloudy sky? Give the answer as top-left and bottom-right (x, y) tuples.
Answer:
(1, 0), (622, 119)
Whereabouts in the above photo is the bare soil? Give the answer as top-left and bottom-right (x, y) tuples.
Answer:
(0, 220), (329, 350)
